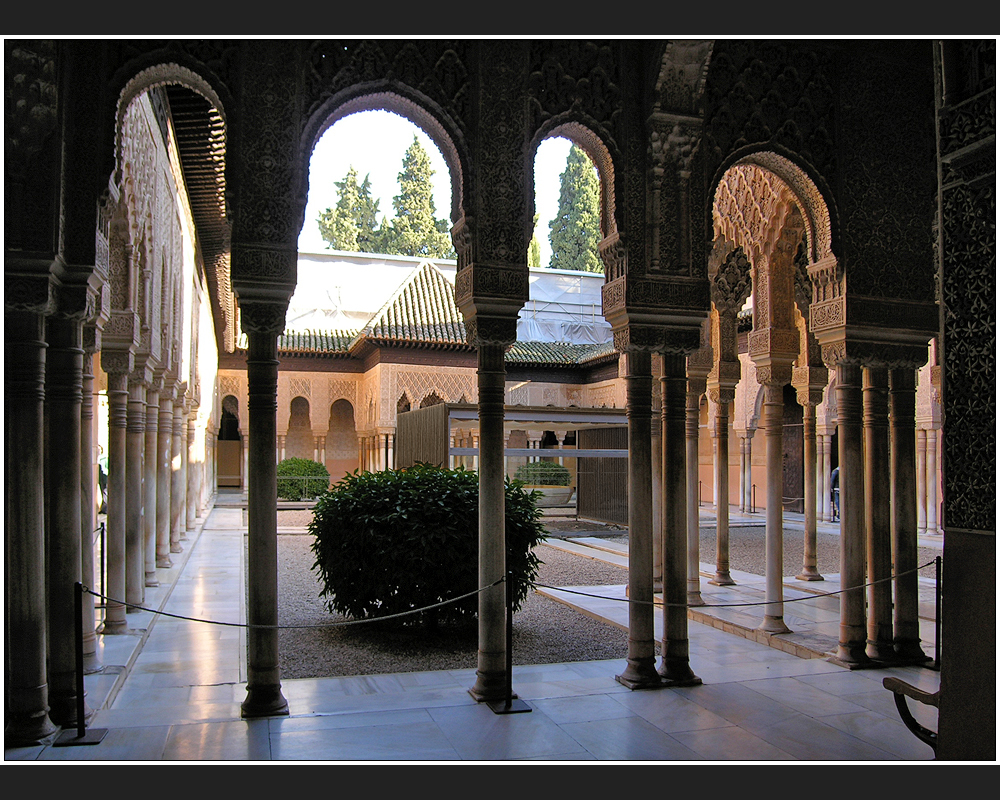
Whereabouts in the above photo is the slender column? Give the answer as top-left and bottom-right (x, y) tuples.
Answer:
(170, 396), (185, 553)
(743, 433), (755, 513)
(833, 363), (872, 667)
(651, 416), (662, 590)
(5, 310), (58, 744)
(759, 381), (790, 633)
(79, 349), (101, 671)
(104, 370), (130, 632)
(820, 435), (832, 522)
(890, 368), (929, 663)
(616, 350), (660, 690)
(864, 367), (894, 661)
(926, 428), (939, 533)
(386, 432), (394, 471)
(708, 388), (735, 587)
(738, 437), (747, 512)
(660, 353), (701, 686)
(156, 391), (173, 567)
(241, 325), (289, 717)
(278, 434), (286, 464)
(916, 428), (928, 532)
(45, 318), (89, 724)
(126, 377), (147, 606)
(186, 412), (198, 531)
(470, 342), (509, 701)
(144, 382), (160, 586)
(797, 402), (823, 580)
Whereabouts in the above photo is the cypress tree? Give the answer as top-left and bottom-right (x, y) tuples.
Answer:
(548, 144), (602, 273)
(317, 166), (385, 253)
(385, 137), (455, 258)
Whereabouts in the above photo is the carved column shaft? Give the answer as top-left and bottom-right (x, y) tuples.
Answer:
(864, 367), (894, 661)
(685, 381), (707, 600)
(797, 403), (823, 580)
(126, 378), (147, 606)
(470, 342), (509, 701)
(79, 350), (101, 671)
(5, 310), (58, 743)
(105, 370), (129, 633)
(156, 393), (173, 567)
(144, 384), (160, 586)
(186, 413), (198, 531)
(916, 428), (928, 532)
(616, 350), (659, 689)
(709, 388), (736, 587)
(759, 381), (790, 633)
(890, 369), (928, 662)
(170, 397), (185, 552)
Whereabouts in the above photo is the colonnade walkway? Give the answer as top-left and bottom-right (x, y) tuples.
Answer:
(6, 504), (941, 762)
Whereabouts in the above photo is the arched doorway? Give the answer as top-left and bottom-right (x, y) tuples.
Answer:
(218, 395), (243, 488)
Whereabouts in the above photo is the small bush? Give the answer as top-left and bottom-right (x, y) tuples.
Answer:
(308, 464), (546, 626)
(277, 457), (330, 500)
(514, 460), (572, 486)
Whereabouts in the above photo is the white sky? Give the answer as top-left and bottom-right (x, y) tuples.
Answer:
(297, 110), (572, 267)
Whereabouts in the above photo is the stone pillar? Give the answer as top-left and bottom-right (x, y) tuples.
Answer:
(170, 394), (185, 553)
(615, 350), (660, 690)
(743, 433), (755, 513)
(820, 434), (832, 522)
(241, 322), (289, 718)
(79, 347), (101, 671)
(864, 367), (894, 661)
(650, 416), (662, 590)
(833, 363), (872, 668)
(144, 381), (161, 586)
(759, 380), (790, 633)
(708, 388), (736, 587)
(916, 428), (928, 532)
(797, 399), (823, 580)
(126, 376), (147, 606)
(156, 390), (173, 568)
(660, 353), (702, 686)
(104, 370), (130, 632)
(889, 368), (928, 663)
(926, 427), (939, 533)
(469, 342), (509, 701)
(277, 434), (286, 464)
(738, 436), (747, 512)
(386, 432), (394, 471)
(186, 411), (198, 531)
(45, 317), (88, 724)
(5, 310), (58, 744)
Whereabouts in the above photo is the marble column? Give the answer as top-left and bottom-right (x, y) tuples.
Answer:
(241, 324), (289, 718)
(820, 435), (833, 522)
(890, 369), (929, 663)
(79, 348), (101, 672)
(170, 396), (185, 553)
(742, 433), (755, 513)
(686, 380), (711, 597)
(156, 390), (173, 568)
(651, 416), (663, 591)
(833, 363), (872, 668)
(797, 400), (823, 580)
(864, 367), (895, 661)
(186, 412), (198, 531)
(104, 370), (130, 632)
(660, 353), (701, 686)
(126, 376), (147, 607)
(470, 342), (509, 701)
(143, 382), (161, 586)
(916, 428), (928, 532)
(738, 436), (747, 513)
(45, 317), (88, 724)
(5, 310), (58, 744)
(926, 428), (939, 533)
(709, 388), (736, 587)
(759, 380), (790, 633)
(616, 350), (660, 690)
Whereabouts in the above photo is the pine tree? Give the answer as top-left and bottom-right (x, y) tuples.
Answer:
(384, 137), (455, 259)
(548, 144), (602, 273)
(528, 213), (542, 268)
(317, 166), (385, 253)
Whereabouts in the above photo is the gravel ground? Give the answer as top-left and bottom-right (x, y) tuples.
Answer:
(273, 510), (939, 680)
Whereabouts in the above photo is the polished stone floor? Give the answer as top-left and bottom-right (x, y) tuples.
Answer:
(5, 504), (942, 762)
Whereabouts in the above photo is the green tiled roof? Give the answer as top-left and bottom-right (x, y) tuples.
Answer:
(355, 260), (468, 347)
(278, 329), (356, 355)
(505, 340), (616, 366)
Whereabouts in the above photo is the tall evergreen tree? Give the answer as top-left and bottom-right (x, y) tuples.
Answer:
(384, 137), (455, 258)
(528, 213), (542, 268)
(317, 166), (385, 253)
(548, 144), (602, 273)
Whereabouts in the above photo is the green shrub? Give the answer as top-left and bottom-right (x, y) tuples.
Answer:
(277, 457), (330, 500)
(514, 460), (572, 486)
(308, 464), (546, 626)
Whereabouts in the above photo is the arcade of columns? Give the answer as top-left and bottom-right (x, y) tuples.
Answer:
(6, 41), (950, 745)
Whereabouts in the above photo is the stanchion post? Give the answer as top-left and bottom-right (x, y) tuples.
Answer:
(53, 583), (107, 746)
(934, 556), (941, 671)
(487, 573), (530, 715)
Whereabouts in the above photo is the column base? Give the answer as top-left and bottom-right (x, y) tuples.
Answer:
(687, 591), (705, 607)
(101, 610), (128, 635)
(5, 710), (58, 747)
(657, 658), (703, 687)
(829, 643), (875, 670)
(240, 685), (289, 718)
(49, 692), (95, 728)
(615, 657), (663, 690)
(145, 572), (160, 588)
(866, 640), (899, 663)
(758, 616), (791, 634)
(709, 572), (736, 586)
(468, 669), (511, 703)
(170, 543), (183, 554)
(894, 638), (931, 664)
(796, 568), (824, 581)
(156, 555), (172, 568)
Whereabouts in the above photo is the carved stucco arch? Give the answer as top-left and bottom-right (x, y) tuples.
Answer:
(529, 120), (618, 244)
(303, 90), (465, 226)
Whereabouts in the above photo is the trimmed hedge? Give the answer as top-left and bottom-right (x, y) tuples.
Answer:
(514, 460), (572, 486)
(308, 463), (546, 626)
(277, 457), (330, 500)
